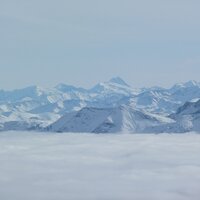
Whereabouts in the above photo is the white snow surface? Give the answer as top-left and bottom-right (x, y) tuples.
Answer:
(0, 131), (200, 200)
(48, 105), (173, 133)
(1, 78), (200, 132)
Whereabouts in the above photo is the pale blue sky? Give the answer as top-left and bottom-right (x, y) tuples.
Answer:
(0, 0), (200, 89)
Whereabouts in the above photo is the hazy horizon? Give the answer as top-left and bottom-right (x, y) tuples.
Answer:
(0, 0), (200, 89)
(0, 76), (199, 91)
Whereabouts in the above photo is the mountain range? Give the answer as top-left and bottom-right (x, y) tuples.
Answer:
(0, 77), (200, 133)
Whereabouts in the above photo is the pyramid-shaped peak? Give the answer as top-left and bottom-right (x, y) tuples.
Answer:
(109, 77), (130, 87)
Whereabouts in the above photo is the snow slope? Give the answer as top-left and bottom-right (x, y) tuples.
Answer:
(169, 99), (200, 132)
(146, 99), (200, 133)
(48, 105), (173, 133)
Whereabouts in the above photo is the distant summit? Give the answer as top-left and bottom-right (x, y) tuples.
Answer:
(108, 77), (130, 87)
(170, 80), (200, 92)
(55, 83), (86, 93)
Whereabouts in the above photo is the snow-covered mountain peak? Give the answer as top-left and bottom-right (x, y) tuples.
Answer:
(90, 78), (134, 95)
(48, 104), (172, 133)
(26, 85), (46, 96)
(184, 80), (200, 88)
(55, 83), (86, 93)
(170, 80), (200, 92)
(108, 77), (130, 87)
